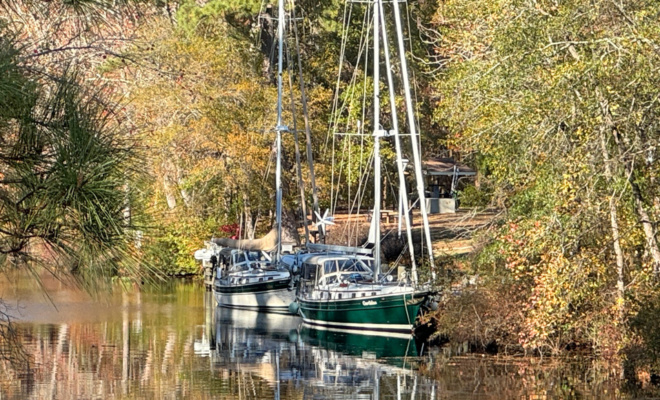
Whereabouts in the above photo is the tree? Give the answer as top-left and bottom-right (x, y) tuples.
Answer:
(119, 13), (307, 272)
(0, 1), (155, 368)
(0, 32), (147, 284)
(432, 0), (660, 352)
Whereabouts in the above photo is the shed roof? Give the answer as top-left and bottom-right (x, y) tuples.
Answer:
(424, 157), (476, 176)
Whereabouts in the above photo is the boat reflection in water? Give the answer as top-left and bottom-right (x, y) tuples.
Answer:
(298, 323), (420, 363)
(1, 278), (622, 399)
(207, 304), (436, 399)
(210, 306), (306, 385)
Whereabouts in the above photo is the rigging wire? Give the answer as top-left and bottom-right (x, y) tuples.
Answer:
(285, 20), (311, 244)
(328, 4), (372, 219)
(330, 5), (373, 239)
(402, 0), (428, 266)
(327, 1), (352, 215)
(289, 0), (321, 228)
(343, 148), (374, 246)
(347, 123), (351, 233)
(405, 1), (424, 156)
(349, 5), (372, 242)
(324, 0), (431, 261)
(331, 139), (348, 216)
(255, 1), (275, 191)
(326, 0), (352, 152)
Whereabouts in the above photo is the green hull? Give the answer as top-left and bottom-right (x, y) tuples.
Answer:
(298, 291), (428, 333)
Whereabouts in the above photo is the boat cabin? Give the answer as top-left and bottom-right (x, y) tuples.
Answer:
(298, 255), (375, 297)
(216, 247), (272, 276)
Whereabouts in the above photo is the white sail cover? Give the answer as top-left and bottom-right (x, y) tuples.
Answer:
(367, 210), (378, 245)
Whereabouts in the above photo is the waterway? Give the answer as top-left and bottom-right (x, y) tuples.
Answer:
(0, 272), (640, 399)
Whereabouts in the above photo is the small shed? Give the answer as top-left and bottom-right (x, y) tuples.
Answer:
(423, 157), (476, 213)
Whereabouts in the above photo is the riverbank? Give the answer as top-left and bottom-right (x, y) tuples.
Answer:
(320, 207), (660, 393)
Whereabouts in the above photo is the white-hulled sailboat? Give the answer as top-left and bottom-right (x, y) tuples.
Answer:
(194, 0), (296, 314)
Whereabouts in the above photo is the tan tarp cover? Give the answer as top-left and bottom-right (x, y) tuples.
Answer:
(211, 221), (299, 252)
(212, 228), (278, 251)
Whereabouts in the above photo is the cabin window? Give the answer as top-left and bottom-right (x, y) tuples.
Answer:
(302, 263), (318, 280)
(338, 294), (342, 299)
(338, 259), (372, 274)
(324, 260), (338, 274)
(352, 293), (356, 298)
(268, 277), (273, 281)
(259, 278), (263, 282)
(325, 275), (338, 285)
(362, 293), (366, 297)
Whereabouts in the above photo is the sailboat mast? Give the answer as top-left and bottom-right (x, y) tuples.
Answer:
(391, 0), (436, 278)
(372, 0), (382, 276)
(376, 0), (418, 283)
(275, 0), (286, 262)
(289, 2), (322, 241)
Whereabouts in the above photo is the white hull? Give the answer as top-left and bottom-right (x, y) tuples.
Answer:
(213, 286), (296, 314)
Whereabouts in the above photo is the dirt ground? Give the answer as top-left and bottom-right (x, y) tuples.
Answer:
(303, 208), (500, 258)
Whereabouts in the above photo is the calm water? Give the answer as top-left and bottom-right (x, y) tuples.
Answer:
(0, 272), (635, 399)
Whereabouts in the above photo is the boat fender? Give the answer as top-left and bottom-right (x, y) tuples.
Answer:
(288, 301), (300, 315)
(288, 329), (299, 343)
(428, 301), (439, 311)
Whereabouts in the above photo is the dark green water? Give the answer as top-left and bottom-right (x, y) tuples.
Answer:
(0, 272), (636, 399)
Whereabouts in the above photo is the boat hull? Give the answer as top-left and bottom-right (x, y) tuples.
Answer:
(298, 291), (428, 333)
(214, 279), (296, 314)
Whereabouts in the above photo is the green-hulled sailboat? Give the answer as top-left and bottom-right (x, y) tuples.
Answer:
(294, 0), (437, 334)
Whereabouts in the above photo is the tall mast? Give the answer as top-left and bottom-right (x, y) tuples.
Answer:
(377, 0), (418, 283)
(289, 2), (321, 241)
(371, 0), (382, 276)
(275, 0), (286, 262)
(392, 0), (436, 278)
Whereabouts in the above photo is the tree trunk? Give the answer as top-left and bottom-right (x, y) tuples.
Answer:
(175, 163), (192, 208)
(598, 92), (660, 275)
(259, 5), (275, 82)
(287, 65), (310, 244)
(600, 131), (625, 318)
(630, 182), (660, 275)
(162, 178), (177, 209)
(243, 195), (255, 240)
(281, 207), (301, 247)
(252, 210), (260, 240)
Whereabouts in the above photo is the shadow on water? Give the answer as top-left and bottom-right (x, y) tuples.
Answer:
(0, 273), (653, 399)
